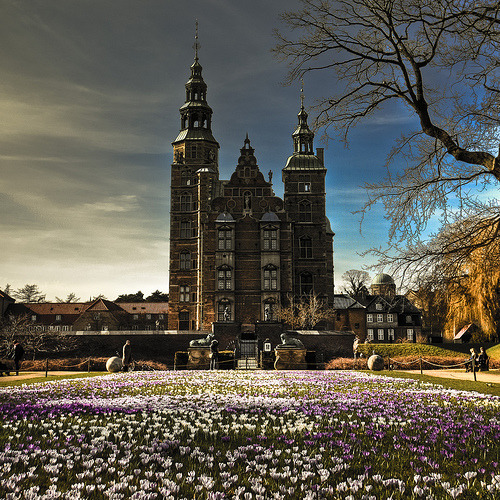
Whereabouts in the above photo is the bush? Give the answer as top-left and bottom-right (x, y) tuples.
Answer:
(325, 357), (368, 370)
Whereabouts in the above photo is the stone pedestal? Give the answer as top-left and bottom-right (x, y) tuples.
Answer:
(274, 348), (307, 370)
(187, 347), (211, 369)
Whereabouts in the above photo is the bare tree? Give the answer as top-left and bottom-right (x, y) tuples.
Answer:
(275, 0), (500, 272)
(12, 284), (46, 303)
(55, 293), (81, 303)
(0, 314), (30, 358)
(341, 270), (370, 297)
(277, 294), (334, 329)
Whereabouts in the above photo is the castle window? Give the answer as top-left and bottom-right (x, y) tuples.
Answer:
(388, 328), (395, 341)
(180, 285), (190, 302)
(217, 266), (232, 290)
(181, 171), (191, 186)
(218, 227), (232, 250)
(263, 227), (278, 250)
(407, 328), (414, 342)
(299, 237), (312, 258)
(180, 221), (196, 238)
(186, 144), (198, 159)
(180, 194), (192, 212)
(218, 300), (231, 322)
(378, 329), (385, 341)
(367, 329), (374, 341)
(387, 313), (394, 323)
(263, 266), (278, 290)
(298, 176), (311, 193)
(299, 201), (312, 222)
(55, 315), (62, 321)
(264, 300), (276, 322)
(367, 314), (373, 323)
(377, 313), (384, 322)
(299, 272), (313, 295)
(31, 315), (37, 322)
(180, 251), (191, 270)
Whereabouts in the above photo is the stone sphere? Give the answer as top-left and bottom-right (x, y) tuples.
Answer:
(367, 354), (384, 371)
(106, 356), (122, 373)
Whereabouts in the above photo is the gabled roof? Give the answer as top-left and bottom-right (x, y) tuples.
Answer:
(85, 298), (127, 313)
(0, 290), (15, 302)
(454, 323), (474, 340)
(333, 294), (365, 310)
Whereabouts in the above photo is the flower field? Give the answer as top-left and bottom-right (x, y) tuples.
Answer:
(1, 371), (499, 499)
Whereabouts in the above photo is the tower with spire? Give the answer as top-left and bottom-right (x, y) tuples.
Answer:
(168, 37), (334, 338)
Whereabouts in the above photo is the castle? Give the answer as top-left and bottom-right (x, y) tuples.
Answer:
(167, 49), (334, 333)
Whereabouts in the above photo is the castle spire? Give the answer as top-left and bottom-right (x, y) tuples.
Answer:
(292, 81), (314, 155)
(172, 22), (218, 147)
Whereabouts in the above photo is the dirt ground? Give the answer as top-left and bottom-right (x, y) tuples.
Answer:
(400, 369), (500, 384)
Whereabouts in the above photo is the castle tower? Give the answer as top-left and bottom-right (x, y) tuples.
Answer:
(282, 89), (334, 303)
(168, 28), (219, 331)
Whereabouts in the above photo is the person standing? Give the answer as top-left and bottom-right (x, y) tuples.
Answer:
(122, 340), (132, 372)
(210, 338), (219, 370)
(13, 342), (24, 376)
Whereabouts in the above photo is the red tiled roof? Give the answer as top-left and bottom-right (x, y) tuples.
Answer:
(119, 302), (169, 314)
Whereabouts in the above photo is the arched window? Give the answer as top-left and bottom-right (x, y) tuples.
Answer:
(299, 272), (313, 296)
(218, 300), (232, 322)
(264, 299), (276, 322)
(180, 251), (191, 270)
(299, 237), (312, 258)
(217, 266), (232, 290)
(263, 265), (278, 290)
(218, 227), (232, 250)
(299, 201), (312, 222)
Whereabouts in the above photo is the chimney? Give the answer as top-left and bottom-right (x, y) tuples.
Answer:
(316, 148), (324, 165)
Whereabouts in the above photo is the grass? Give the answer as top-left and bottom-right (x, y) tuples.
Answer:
(378, 369), (500, 397)
(487, 343), (500, 360)
(358, 343), (468, 358)
(0, 372), (108, 387)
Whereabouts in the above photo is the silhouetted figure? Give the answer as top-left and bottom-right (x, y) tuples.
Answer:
(210, 339), (219, 370)
(13, 342), (24, 376)
(122, 340), (132, 372)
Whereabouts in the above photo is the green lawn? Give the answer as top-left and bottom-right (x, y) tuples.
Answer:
(378, 370), (500, 397)
(487, 343), (500, 360)
(0, 372), (108, 387)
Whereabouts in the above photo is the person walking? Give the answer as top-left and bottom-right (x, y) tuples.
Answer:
(13, 341), (24, 376)
(122, 340), (132, 372)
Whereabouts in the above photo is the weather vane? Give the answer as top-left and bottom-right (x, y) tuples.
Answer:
(300, 78), (305, 109)
(193, 20), (200, 60)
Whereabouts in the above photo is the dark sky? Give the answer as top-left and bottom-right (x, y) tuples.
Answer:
(0, 0), (415, 300)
